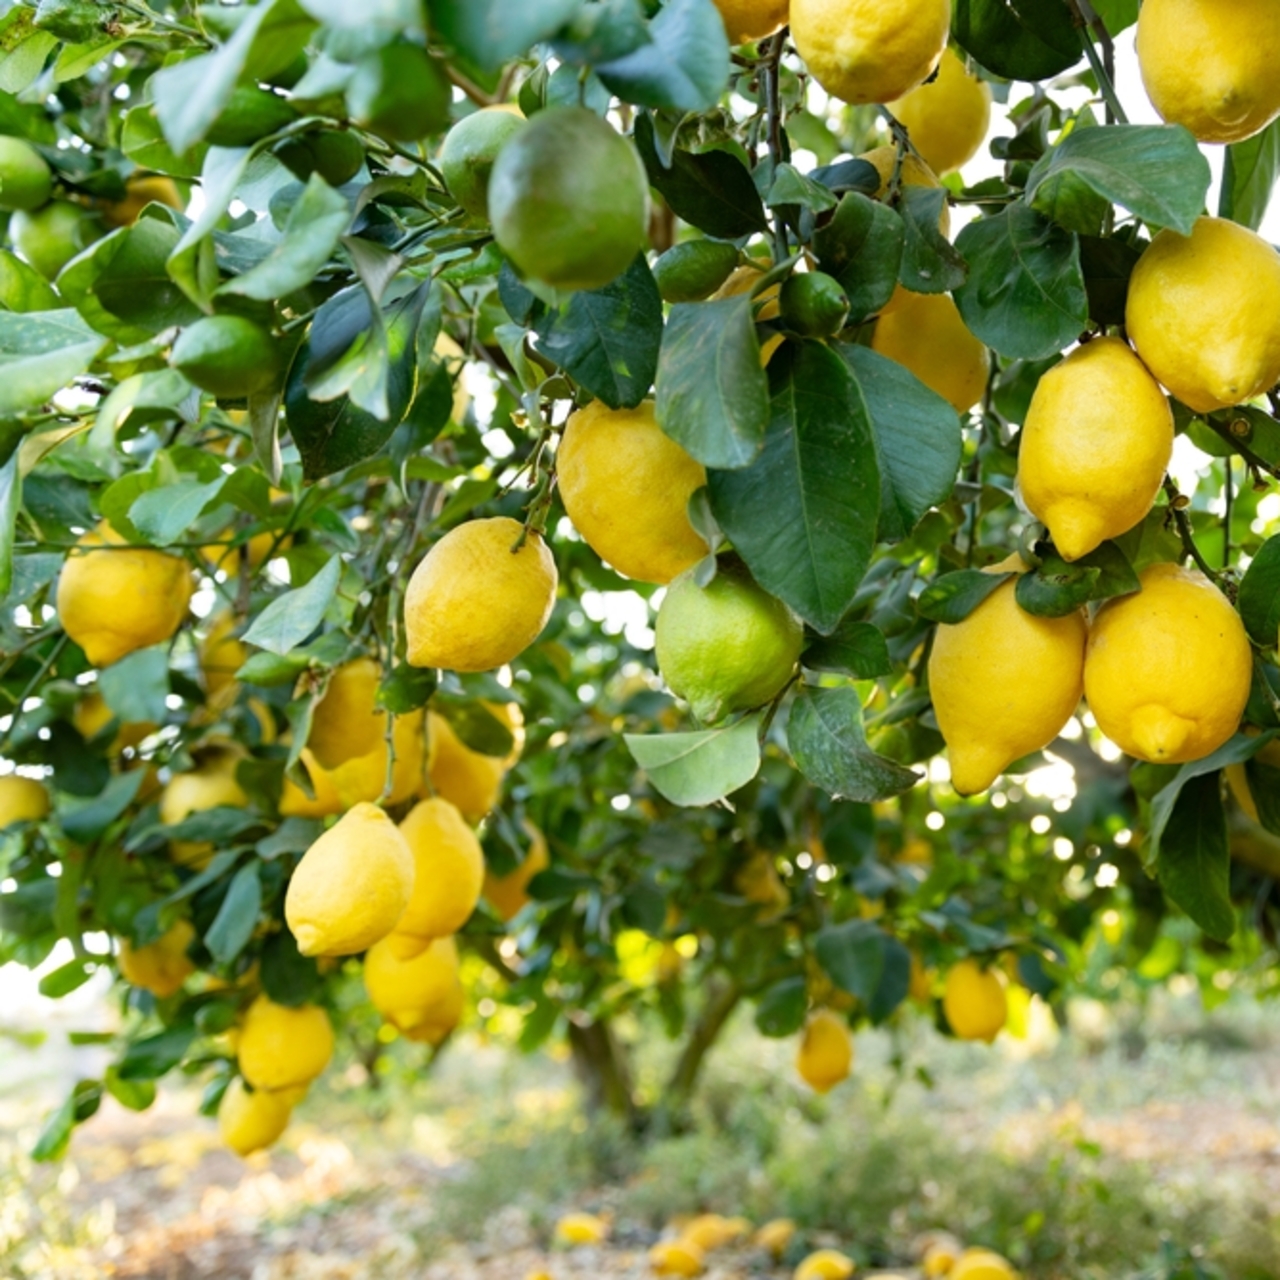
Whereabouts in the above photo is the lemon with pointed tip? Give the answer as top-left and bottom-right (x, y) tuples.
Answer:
(943, 959), (1008, 1042)
(118, 919), (196, 998)
(0, 775), (48, 827)
(651, 1239), (707, 1276)
(1084, 562), (1252, 764)
(792, 0), (949, 105)
(1127, 216), (1280, 414)
(951, 1249), (1018, 1280)
(1018, 337), (1174, 562)
(237, 995), (334, 1091)
(405, 517), (558, 672)
(285, 802), (415, 957)
(363, 934), (463, 1037)
(307, 656), (387, 770)
(794, 1248), (856, 1280)
(558, 400), (709, 585)
(57, 523), (193, 668)
(712, 0), (789, 43)
(889, 48), (992, 174)
(796, 1009), (853, 1093)
(872, 291), (987, 413)
(484, 820), (549, 922)
(928, 556), (1087, 796)
(218, 1078), (294, 1157)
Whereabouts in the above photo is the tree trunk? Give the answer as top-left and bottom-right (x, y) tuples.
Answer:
(654, 974), (741, 1132)
(567, 1016), (641, 1130)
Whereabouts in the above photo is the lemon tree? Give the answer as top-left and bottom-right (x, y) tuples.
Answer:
(0, 0), (1278, 1183)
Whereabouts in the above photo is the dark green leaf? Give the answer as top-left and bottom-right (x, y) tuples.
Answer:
(803, 619), (892, 679)
(1238, 535), (1280, 646)
(377, 663), (438, 715)
(952, 0), (1083, 81)
(95, 217), (202, 331)
(553, 0), (651, 64)
(129, 477), (225, 546)
(625, 713), (763, 807)
(433, 0), (585, 71)
(1221, 119), (1280, 231)
(205, 863), (262, 964)
(1078, 234), (1142, 327)
(766, 163), (838, 215)
(596, 0), (729, 112)
(1014, 558), (1099, 616)
(32, 1081), (101, 1162)
(260, 929), (321, 1006)
(754, 976), (808, 1037)
(1156, 773), (1234, 941)
(917, 568), (1014, 624)
(241, 555), (340, 655)
(898, 187), (967, 295)
(99, 645), (171, 724)
(813, 192), (904, 324)
(814, 919), (884, 1003)
(116, 1025), (196, 1081)
(433, 696), (515, 757)
(867, 936), (911, 1024)
(58, 769), (148, 843)
(0, 449), (18, 598)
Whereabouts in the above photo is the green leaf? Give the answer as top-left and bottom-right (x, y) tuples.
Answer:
(953, 206), (1088, 361)
(1025, 125), (1211, 236)
(839, 344), (963, 543)
(1239, 535), (1280, 647)
(98, 645), (171, 724)
(116, 1025), (196, 1081)
(802, 619), (892, 679)
(655, 294), (768, 470)
(129, 477), (225, 546)
(1089, 0), (1138, 35)
(754, 975), (808, 1037)
(120, 104), (208, 180)
(205, 863), (262, 964)
(867, 936), (911, 1024)
(38, 957), (95, 998)
(377, 663), (438, 715)
(535, 254), (663, 410)
(433, 696), (515, 757)
(0, 22), (58, 96)
(58, 769), (148, 843)
(298, 0), (423, 29)
(766, 163), (839, 215)
(94, 217), (203, 331)
(1016, 542), (1140, 617)
(1078, 233), (1143, 328)
(898, 187), (967, 295)
(0, 309), (110, 417)
(813, 192), (903, 323)
(32, 1081), (101, 1162)
(1156, 773), (1234, 941)
(241, 555), (340, 655)
(625, 713), (763, 807)
(1221, 119), (1280, 231)
(787, 685), (921, 802)
(103, 1067), (156, 1113)
(596, 0), (729, 113)
(0, 449), (18, 599)
(709, 342), (880, 634)
(814, 920), (885, 1004)
(952, 0), (1083, 81)
(553, 0), (650, 64)
(432, 0), (585, 71)
(917, 568), (1014, 624)
(0, 248), (59, 313)
(260, 929), (321, 1006)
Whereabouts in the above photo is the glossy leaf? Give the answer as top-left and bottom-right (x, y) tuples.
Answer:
(596, 0), (729, 112)
(241, 555), (340, 655)
(205, 863), (262, 964)
(802, 619), (892, 679)
(434, 0), (584, 69)
(814, 919), (885, 1004)
(813, 192), (903, 323)
(1238, 535), (1280, 646)
(0, 449), (17, 599)
(1221, 119), (1280, 231)
(754, 976), (808, 1037)
(625, 713), (763, 807)
(952, 0), (1083, 81)
(898, 187), (967, 295)
(917, 569), (1014, 624)
(1156, 773), (1234, 941)
(0, 309), (109, 416)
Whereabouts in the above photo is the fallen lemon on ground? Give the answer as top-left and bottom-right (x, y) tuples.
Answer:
(554, 1211), (609, 1245)
(794, 1248), (856, 1280)
(755, 1218), (797, 1257)
(651, 1238), (706, 1276)
(951, 1248), (1019, 1280)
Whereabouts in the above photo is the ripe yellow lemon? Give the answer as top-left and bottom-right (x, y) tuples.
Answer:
(655, 559), (803, 725)
(890, 48), (992, 174)
(484, 820), (549, 921)
(1018, 337), (1174, 562)
(928, 557), (1087, 796)
(555, 1212), (609, 1246)
(405, 517), (558, 672)
(307, 656), (387, 771)
(218, 1078), (294, 1157)
(791, 0), (949, 105)
(950, 1249), (1018, 1280)
(285, 802), (416, 957)
(389, 797), (484, 954)
(57, 523), (193, 668)
(1126, 216), (1280, 414)
(650, 1239), (707, 1276)
(682, 1214), (748, 1251)
(1137, 0), (1280, 144)
(755, 1219), (797, 1258)
(73, 691), (154, 753)
(200, 611), (247, 703)
(0, 775), (49, 827)
(1084, 562), (1252, 764)
(796, 1008), (853, 1093)
(363, 933), (463, 1039)
(424, 708), (511, 821)
(794, 1248), (856, 1280)
(558, 400), (708, 585)
(922, 1236), (963, 1277)
(101, 174), (183, 229)
(160, 755), (248, 868)
(712, 0), (789, 44)
(237, 995), (334, 1091)
(279, 748), (345, 819)
(118, 919), (196, 998)
(1226, 732), (1280, 821)
(943, 959), (1008, 1042)
(871, 291), (987, 413)
(859, 145), (951, 237)
(328, 711), (426, 809)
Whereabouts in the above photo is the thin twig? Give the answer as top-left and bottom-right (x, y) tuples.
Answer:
(1162, 477), (1218, 580)
(1067, 0), (1128, 124)
(761, 29), (790, 262)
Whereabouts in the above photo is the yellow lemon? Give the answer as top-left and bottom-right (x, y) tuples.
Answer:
(57, 523), (193, 668)
(792, 0), (949, 105)
(118, 919), (196, 998)
(908, 952), (934, 1003)
(796, 1009), (853, 1093)
(943, 959), (1008, 1042)
(555, 1212), (609, 1246)
(1126, 216), (1280, 414)
(712, 0), (789, 44)
(73, 692), (155, 753)
(1226, 732), (1280, 822)
(651, 1239), (707, 1276)
(928, 556), (1087, 795)
(218, 1078), (293, 1157)
(794, 1249), (856, 1280)
(922, 1236), (963, 1277)
(200, 611), (248, 702)
(1018, 337), (1174, 562)
(734, 851), (789, 911)
(951, 1249), (1018, 1280)
(307, 657), (387, 771)
(160, 755), (249, 868)
(237, 994), (334, 1091)
(871, 291), (987, 413)
(102, 174), (183, 229)
(1084, 562), (1252, 764)
(1137, 0), (1280, 144)
(0, 774), (49, 827)
(363, 934), (463, 1037)
(558, 400), (709, 585)
(755, 1219), (797, 1258)
(328, 711), (426, 809)
(285, 802), (415, 957)
(425, 709), (507, 821)
(681, 1214), (747, 1252)
(389, 797), (484, 955)
(712, 262), (782, 321)
(859, 145), (951, 237)
(405, 517), (558, 672)
(484, 820), (550, 922)
(889, 47), (992, 174)
(279, 748), (345, 819)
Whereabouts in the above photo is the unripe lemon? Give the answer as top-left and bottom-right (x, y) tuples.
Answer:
(10, 199), (101, 279)
(0, 136), (52, 212)
(780, 271), (850, 337)
(1137, 0), (1280, 144)
(279, 749), (345, 819)
(652, 239), (740, 304)
(1018, 337), (1174, 562)
(871, 291), (987, 413)
(650, 1239), (706, 1276)
(793, 1248), (856, 1280)
(170, 314), (282, 399)
(943, 959), (1007, 1042)
(791, 0), (949, 105)
(1126, 216), (1280, 414)
(404, 517), (558, 672)
(118, 919), (196, 998)
(950, 1249), (1018, 1280)
(927, 557), (1087, 796)
(237, 994), (334, 1091)
(160, 756), (248, 868)
(101, 174), (183, 229)
(439, 106), (525, 219)
(796, 1009), (853, 1093)
(307, 657), (386, 771)
(275, 129), (365, 186)
(1084, 562), (1252, 764)
(0, 775), (49, 827)
(328, 711), (425, 809)
(555, 1212), (608, 1245)
(489, 106), (650, 293)
(484, 820), (549, 922)
(712, 0), (789, 44)
(655, 559), (803, 725)
(200, 611), (248, 702)
(363, 933), (463, 1037)
(558, 400), (709, 585)
(285, 802), (415, 957)
(218, 1077), (293, 1157)
(57, 523), (193, 668)
(889, 48), (992, 174)
(424, 707), (515, 821)
(755, 1219), (797, 1258)
(389, 797), (484, 955)
(205, 85), (298, 149)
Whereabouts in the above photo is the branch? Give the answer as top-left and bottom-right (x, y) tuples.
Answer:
(761, 29), (790, 261)
(1162, 477), (1219, 581)
(1066, 0), (1128, 124)
(661, 974), (741, 1114)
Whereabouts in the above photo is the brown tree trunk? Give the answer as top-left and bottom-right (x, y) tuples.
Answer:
(567, 1017), (641, 1130)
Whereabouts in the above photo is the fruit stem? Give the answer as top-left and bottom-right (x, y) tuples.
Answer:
(1066, 0), (1128, 126)
(1223, 456), (1234, 570)
(1161, 477), (1219, 582)
(118, 0), (210, 44)
(761, 29), (790, 262)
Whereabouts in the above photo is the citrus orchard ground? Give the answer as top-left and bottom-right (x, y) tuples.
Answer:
(0, 0), (1279, 1257)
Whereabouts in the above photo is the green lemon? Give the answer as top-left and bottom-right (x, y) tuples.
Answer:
(170, 315), (282, 399)
(653, 240), (741, 303)
(489, 106), (650, 293)
(780, 271), (850, 337)
(439, 108), (526, 219)
(655, 557), (804, 725)
(9, 200), (101, 279)
(207, 85), (298, 147)
(275, 131), (365, 186)
(0, 137), (52, 213)
(347, 44), (451, 143)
